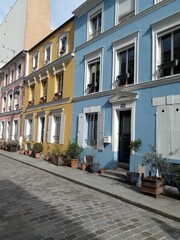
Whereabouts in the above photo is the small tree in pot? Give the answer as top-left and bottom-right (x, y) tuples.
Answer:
(141, 146), (165, 197)
(33, 143), (43, 159)
(127, 138), (142, 185)
(66, 141), (83, 168)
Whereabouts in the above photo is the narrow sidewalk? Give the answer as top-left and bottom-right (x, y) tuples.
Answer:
(0, 150), (180, 222)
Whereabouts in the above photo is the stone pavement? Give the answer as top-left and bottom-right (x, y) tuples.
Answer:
(0, 150), (180, 222)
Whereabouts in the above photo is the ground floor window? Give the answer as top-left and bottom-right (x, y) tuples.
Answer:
(86, 113), (98, 146)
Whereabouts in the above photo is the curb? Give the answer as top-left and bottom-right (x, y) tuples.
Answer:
(1, 153), (180, 223)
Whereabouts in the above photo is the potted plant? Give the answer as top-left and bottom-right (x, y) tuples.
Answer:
(66, 141), (83, 168)
(33, 143), (43, 159)
(127, 138), (142, 185)
(141, 146), (165, 197)
(51, 144), (64, 166)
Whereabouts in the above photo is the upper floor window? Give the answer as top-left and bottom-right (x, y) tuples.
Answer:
(88, 4), (103, 40)
(54, 73), (63, 99)
(4, 73), (8, 86)
(113, 32), (138, 88)
(59, 33), (68, 56)
(2, 96), (6, 112)
(116, 46), (134, 86)
(116, 0), (135, 24)
(32, 53), (39, 70)
(17, 63), (22, 78)
(158, 29), (180, 78)
(44, 44), (52, 65)
(152, 13), (180, 80)
(40, 80), (47, 103)
(47, 111), (65, 144)
(85, 48), (103, 94)
(10, 68), (14, 82)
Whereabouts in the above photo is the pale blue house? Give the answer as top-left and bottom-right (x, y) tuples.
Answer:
(72, 0), (180, 173)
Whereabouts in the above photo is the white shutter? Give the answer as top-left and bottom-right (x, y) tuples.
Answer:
(156, 106), (170, 156)
(59, 112), (65, 144)
(171, 104), (180, 158)
(24, 119), (28, 138)
(97, 111), (104, 150)
(47, 116), (53, 143)
(77, 113), (84, 146)
(31, 119), (35, 141)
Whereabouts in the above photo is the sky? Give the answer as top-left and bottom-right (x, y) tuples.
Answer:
(0, 0), (86, 29)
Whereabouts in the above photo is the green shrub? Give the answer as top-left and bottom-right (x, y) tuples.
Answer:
(33, 143), (43, 153)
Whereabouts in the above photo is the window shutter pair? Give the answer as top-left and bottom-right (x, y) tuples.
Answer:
(24, 118), (34, 141)
(157, 105), (180, 158)
(47, 113), (65, 144)
(78, 111), (104, 150)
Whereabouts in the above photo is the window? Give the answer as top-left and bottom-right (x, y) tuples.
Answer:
(85, 48), (103, 94)
(32, 53), (39, 70)
(4, 73), (8, 86)
(47, 111), (65, 144)
(87, 113), (98, 146)
(10, 69), (14, 82)
(14, 88), (20, 110)
(42, 80), (47, 97)
(44, 44), (51, 65)
(8, 94), (12, 111)
(88, 4), (103, 40)
(55, 73), (63, 99)
(0, 121), (4, 138)
(116, 46), (134, 86)
(17, 63), (22, 78)
(30, 85), (35, 101)
(116, 0), (135, 24)
(37, 116), (45, 143)
(12, 120), (18, 140)
(113, 32), (138, 88)
(2, 96), (6, 112)
(59, 33), (68, 56)
(24, 117), (34, 141)
(152, 13), (180, 80)
(158, 29), (180, 78)
(87, 59), (100, 94)
(77, 107), (104, 150)
(7, 121), (11, 140)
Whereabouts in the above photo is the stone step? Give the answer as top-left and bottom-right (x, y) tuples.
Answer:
(99, 168), (127, 183)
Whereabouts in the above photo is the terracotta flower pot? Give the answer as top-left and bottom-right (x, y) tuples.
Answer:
(35, 152), (41, 159)
(81, 163), (86, 171)
(70, 159), (79, 168)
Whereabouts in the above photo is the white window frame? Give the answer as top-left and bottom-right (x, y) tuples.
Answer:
(24, 116), (34, 141)
(4, 71), (8, 86)
(59, 32), (68, 56)
(14, 88), (20, 110)
(10, 66), (15, 83)
(7, 121), (11, 140)
(16, 60), (22, 78)
(12, 119), (19, 140)
(0, 121), (5, 139)
(32, 52), (39, 71)
(8, 93), (13, 112)
(37, 113), (46, 143)
(115, 0), (136, 25)
(84, 48), (103, 95)
(44, 43), (52, 65)
(152, 13), (180, 81)
(77, 106), (104, 150)
(112, 32), (139, 88)
(2, 96), (6, 112)
(47, 110), (65, 144)
(87, 3), (104, 40)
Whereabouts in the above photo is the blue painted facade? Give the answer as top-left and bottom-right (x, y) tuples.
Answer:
(72, 0), (180, 173)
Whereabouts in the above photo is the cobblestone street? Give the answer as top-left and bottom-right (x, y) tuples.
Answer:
(0, 156), (179, 240)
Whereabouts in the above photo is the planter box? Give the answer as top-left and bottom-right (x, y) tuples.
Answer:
(141, 177), (164, 197)
(7, 144), (17, 152)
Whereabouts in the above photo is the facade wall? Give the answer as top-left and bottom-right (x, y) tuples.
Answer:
(72, 0), (180, 171)
(22, 18), (75, 154)
(0, 52), (27, 142)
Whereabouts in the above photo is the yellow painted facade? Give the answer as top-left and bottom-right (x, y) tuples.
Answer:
(22, 17), (75, 155)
